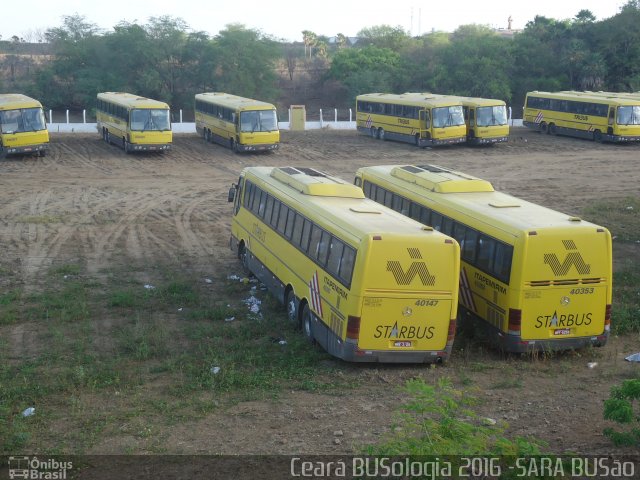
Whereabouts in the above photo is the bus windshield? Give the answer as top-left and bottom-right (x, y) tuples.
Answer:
(130, 109), (171, 131)
(432, 106), (465, 128)
(240, 110), (278, 132)
(476, 106), (508, 127)
(617, 106), (640, 125)
(0, 108), (46, 133)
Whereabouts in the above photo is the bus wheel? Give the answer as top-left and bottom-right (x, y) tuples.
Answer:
(232, 139), (240, 153)
(285, 289), (297, 326)
(301, 303), (316, 344)
(204, 129), (209, 142)
(39, 149), (47, 158)
(103, 129), (109, 143)
(548, 123), (557, 135)
(593, 130), (603, 143)
(124, 139), (131, 153)
(539, 122), (548, 134)
(378, 128), (385, 140)
(414, 134), (420, 146)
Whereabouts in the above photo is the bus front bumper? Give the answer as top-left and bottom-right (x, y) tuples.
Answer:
(468, 136), (508, 145)
(128, 144), (171, 152)
(420, 136), (466, 147)
(237, 143), (279, 152)
(2, 143), (49, 155)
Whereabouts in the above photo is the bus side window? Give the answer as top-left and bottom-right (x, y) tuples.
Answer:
(608, 107), (615, 125)
(339, 245), (356, 285)
(291, 213), (305, 246)
(476, 235), (496, 272)
(441, 216), (453, 236)
(270, 200), (281, 228)
(316, 230), (331, 265)
(264, 194), (274, 222)
(277, 204), (289, 234)
(258, 191), (267, 217)
(493, 242), (513, 284)
(300, 219), (312, 252)
(462, 228), (478, 263)
(243, 182), (253, 209)
(431, 212), (443, 231)
(308, 224), (323, 259)
(327, 237), (345, 277)
(285, 208), (296, 239)
(408, 202), (422, 222)
(419, 206), (431, 226)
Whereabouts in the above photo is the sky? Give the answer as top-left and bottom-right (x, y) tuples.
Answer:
(2, 0), (628, 42)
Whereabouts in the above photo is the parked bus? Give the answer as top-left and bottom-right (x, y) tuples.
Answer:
(454, 96), (509, 144)
(523, 90), (640, 142)
(0, 94), (49, 157)
(195, 92), (279, 152)
(228, 166), (461, 363)
(96, 92), (172, 153)
(356, 93), (466, 147)
(355, 164), (612, 353)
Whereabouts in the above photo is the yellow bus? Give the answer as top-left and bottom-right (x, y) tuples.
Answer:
(195, 92), (279, 152)
(96, 92), (172, 153)
(0, 94), (49, 157)
(355, 164), (612, 353)
(228, 166), (461, 363)
(356, 93), (466, 147)
(454, 96), (509, 144)
(523, 90), (640, 142)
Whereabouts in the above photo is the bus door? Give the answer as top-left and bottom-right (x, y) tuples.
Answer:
(608, 107), (615, 134)
(419, 109), (430, 138)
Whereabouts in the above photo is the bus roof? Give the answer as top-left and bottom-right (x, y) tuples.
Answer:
(97, 92), (169, 109)
(195, 92), (276, 111)
(243, 166), (450, 244)
(358, 165), (605, 237)
(0, 93), (43, 110)
(356, 92), (463, 108)
(526, 91), (640, 107)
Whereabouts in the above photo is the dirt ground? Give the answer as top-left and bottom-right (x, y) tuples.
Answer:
(1, 127), (639, 458)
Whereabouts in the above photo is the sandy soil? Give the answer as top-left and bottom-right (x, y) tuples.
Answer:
(1, 127), (639, 459)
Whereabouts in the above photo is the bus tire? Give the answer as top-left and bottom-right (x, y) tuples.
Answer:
(539, 122), (547, 134)
(549, 123), (557, 135)
(124, 139), (130, 153)
(39, 149), (47, 158)
(204, 129), (209, 142)
(285, 289), (297, 326)
(414, 134), (420, 146)
(232, 139), (240, 153)
(301, 303), (316, 344)
(593, 130), (603, 143)
(378, 128), (385, 140)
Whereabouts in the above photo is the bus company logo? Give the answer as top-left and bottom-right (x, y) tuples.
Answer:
(8, 456), (73, 479)
(543, 240), (591, 276)
(386, 248), (436, 286)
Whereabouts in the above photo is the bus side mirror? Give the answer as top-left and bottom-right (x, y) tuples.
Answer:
(228, 185), (237, 203)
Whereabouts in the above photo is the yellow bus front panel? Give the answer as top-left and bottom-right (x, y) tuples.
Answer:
(2, 130), (49, 155)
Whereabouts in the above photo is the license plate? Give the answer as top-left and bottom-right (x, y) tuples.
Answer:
(554, 328), (571, 336)
(394, 341), (412, 347)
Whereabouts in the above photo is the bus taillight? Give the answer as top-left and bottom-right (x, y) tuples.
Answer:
(605, 304), (612, 330)
(508, 308), (522, 335)
(346, 315), (361, 340)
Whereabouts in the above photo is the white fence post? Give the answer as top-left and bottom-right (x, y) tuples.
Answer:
(349, 108), (352, 122)
(83, 110), (86, 123)
(180, 109), (183, 123)
(334, 108), (337, 123)
(49, 110), (53, 123)
(66, 110), (69, 124)
(320, 109), (323, 128)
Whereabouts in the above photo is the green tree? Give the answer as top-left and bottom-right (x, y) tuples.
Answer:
(357, 25), (413, 51)
(211, 24), (280, 101)
(325, 45), (402, 101)
(431, 25), (513, 100)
